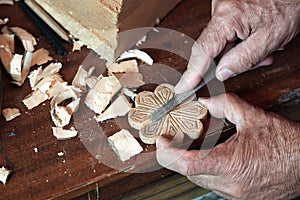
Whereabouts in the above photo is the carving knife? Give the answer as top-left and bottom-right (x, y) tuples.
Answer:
(148, 62), (217, 124)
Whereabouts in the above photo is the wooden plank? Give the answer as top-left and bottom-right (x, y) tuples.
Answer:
(33, 0), (182, 63)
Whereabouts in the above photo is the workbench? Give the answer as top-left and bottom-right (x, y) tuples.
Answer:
(0, 0), (299, 199)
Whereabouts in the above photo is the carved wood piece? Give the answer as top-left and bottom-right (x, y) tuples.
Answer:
(128, 84), (208, 144)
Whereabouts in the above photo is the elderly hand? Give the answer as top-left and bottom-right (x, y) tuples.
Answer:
(156, 93), (300, 199)
(175, 0), (300, 93)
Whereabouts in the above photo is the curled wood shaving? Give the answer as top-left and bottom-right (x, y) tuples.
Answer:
(2, 26), (37, 52)
(94, 95), (132, 122)
(52, 127), (78, 140)
(108, 129), (143, 162)
(23, 63), (65, 109)
(0, 34), (14, 52)
(11, 51), (33, 86)
(50, 87), (80, 127)
(117, 49), (153, 65)
(0, 18), (9, 25)
(0, 167), (11, 185)
(9, 54), (23, 82)
(0, 45), (13, 72)
(2, 108), (21, 121)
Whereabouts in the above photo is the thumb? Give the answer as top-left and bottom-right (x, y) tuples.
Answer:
(199, 93), (253, 130)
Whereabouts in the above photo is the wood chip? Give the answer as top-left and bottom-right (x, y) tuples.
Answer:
(95, 95), (132, 122)
(31, 48), (53, 66)
(107, 60), (138, 73)
(122, 88), (136, 101)
(128, 84), (208, 144)
(0, 167), (11, 185)
(114, 72), (145, 88)
(2, 26), (37, 52)
(85, 76), (122, 114)
(2, 108), (21, 121)
(52, 127), (78, 140)
(108, 129), (143, 162)
(117, 49), (153, 65)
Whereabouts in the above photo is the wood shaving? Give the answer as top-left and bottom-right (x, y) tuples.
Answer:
(108, 129), (143, 162)
(0, 46), (13, 72)
(72, 39), (85, 52)
(2, 108), (21, 121)
(117, 49), (153, 65)
(0, 18), (9, 25)
(23, 63), (65, 109)
(31, 48), (53, 66)
(0, 167), (11, 185)
(85, 76), (122, 114)
(0, 0), (13, 5)
(95, 95), (132, 122)
(50, 87), (80, 127)
(11, 51), (32, 86)
(2, 26), (37, 52)
(9, 54), (23, 82)
(0, 33), (14, 52)
(52, 127), (78, 140)
(107, 60), (138, 73)
(23, 89), (49, 109)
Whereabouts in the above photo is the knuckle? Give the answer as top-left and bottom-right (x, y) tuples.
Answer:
(215, 0), (239, 14)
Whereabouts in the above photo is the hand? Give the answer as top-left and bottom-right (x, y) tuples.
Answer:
(156, 93), (300, 199)
(175, 0), (300, 93)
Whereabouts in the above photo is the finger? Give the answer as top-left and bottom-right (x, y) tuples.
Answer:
(211, 0), (219, 16)
(175, 10), (250, 93)
(252, 56), (273, 69)
(198, 93), (252, 129)
(216, 31), (273, 81)
(174, 42), (213, 93)
(156, 136), (218, 176)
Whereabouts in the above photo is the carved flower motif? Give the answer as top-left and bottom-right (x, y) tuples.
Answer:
(128, 84), (207, 144)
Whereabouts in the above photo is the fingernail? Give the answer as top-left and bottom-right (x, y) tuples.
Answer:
(217, 68), (236, 81)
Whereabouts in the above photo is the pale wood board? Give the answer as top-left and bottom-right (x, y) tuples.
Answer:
(33, 0), (182, 63)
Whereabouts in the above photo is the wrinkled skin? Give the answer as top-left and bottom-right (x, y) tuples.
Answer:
(156, 94), (300, 199)
(174, 0), (300, 93)
(156, 1), (300, 198)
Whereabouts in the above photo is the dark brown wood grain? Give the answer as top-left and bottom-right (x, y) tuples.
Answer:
(0, 0), (299, 199)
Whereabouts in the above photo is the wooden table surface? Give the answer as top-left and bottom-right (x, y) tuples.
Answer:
(0, 0), (299, 199)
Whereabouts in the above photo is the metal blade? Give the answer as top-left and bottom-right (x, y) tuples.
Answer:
(149, 61), (217, 123)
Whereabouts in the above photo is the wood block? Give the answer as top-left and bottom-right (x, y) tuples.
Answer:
(128, 84), (208, 144)
(33, 0), (182, 63)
